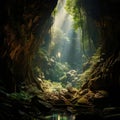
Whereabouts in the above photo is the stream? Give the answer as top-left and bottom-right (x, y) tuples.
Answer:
(43, 113), (75, 120)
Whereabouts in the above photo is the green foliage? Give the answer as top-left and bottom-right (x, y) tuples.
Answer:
(42, 80), (64, 93)
(32, 48), (49, 77)
(65, 0), (99, 58)
(90, 47), (101, 64)
(33, 46), (71, 83)
(60, 69), (83, 88)
(79, 47), (101, 85)
(32, 0), (100, 89)
(65, 0), (85, 29)
(9, 91), (33, 101)
(45, 59), (70, 82)
(49, 27), (70, 57)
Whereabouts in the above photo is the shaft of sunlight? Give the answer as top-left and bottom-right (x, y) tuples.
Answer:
(49, 0), (81, 69)
(50, 0), (73, 61)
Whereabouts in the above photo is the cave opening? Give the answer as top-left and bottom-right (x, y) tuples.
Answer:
(32, 0), (99, 93)
(0, 0), (120, 119)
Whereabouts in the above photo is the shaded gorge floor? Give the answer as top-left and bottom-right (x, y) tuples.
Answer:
(0, 84), (120, 120)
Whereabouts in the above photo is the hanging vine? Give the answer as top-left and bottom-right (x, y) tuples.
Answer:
(65, 0), (99, 59)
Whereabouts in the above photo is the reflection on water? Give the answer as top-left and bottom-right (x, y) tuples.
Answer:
(45, 113), (76, 120)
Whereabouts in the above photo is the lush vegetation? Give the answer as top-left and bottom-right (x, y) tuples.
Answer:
(31, 0), (101, 90)
(66, 0), (99, 56)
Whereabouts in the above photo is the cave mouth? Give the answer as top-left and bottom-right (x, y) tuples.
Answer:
(32, 0), (98, 94)
(1, 0), (120, 119)
(30, 0), (101, 113)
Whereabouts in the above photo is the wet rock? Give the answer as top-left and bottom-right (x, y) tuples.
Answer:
(77, 90), (95, 105)
(77, 96), (89, 105)
(103, 107), (120, 119)
(104, 114), (120, 120)
(103, 107), (120, 115)
(71, 89), (95, 107)
(93, 90), (109, 107)
(67, 106), (76, 113)
(67, 86), (78, 94)
(31, 96), (52, 113)
(79, 89), (89, 96)
(94, 90), (109, 99)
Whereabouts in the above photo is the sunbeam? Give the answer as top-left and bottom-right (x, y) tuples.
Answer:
(49, 0), (81, 69)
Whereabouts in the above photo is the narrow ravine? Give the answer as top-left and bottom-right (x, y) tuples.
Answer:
(0, 0), (120, 120)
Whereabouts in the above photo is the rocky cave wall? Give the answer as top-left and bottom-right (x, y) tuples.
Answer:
(81, 0), (120, 97)
(0, 0), (58, 92)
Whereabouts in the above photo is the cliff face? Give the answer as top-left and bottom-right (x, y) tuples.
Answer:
(0, 0), (58, 92)
(81, 0), (120, 97)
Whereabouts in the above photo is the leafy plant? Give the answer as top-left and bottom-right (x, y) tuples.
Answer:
(65, 0), (99, 57)
(9, 91), (33, 101)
